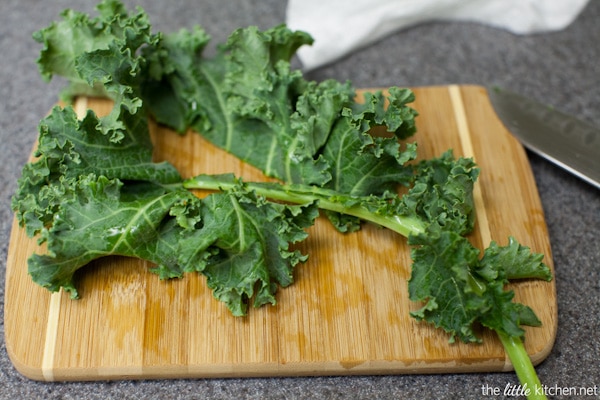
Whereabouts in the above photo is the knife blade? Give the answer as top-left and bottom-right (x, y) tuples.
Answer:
(487, 86), (600, 189)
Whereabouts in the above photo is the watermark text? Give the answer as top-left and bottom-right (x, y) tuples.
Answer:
(481, 382), (598, 397)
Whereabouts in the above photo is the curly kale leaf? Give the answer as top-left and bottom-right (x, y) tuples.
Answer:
(399, 150), (479, 235)
(408, 225), (551, 343)
(26, 173), (318, 316)
(141, 24), (418, 192)
(32, 0), (158, 134)
(402, 153), (551, 344)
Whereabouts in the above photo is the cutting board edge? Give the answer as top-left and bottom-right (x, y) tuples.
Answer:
(4, 326), (556, 382)
(8, 355), (515, 382)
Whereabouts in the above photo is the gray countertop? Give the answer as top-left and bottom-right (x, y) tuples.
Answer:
(1, 1), (598, 399)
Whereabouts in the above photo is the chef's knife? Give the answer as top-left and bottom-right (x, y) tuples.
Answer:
(487, 86), (600, 189)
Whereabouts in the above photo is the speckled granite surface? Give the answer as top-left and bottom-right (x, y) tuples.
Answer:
(1, 1), (598, 399)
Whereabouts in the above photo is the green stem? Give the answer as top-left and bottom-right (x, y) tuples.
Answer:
(498, 332), (547, 400)
(183, 174), (426, 238)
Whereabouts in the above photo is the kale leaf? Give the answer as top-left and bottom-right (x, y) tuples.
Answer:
(15, 1), (554, 394)
(28, 173), (317, 316)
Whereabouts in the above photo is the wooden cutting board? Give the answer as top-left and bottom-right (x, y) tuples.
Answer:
(4, 85), (556, 381)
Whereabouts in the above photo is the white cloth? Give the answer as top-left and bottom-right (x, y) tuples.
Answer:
(286, 0), (590, 70)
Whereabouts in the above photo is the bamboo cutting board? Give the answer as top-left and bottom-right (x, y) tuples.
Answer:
(5, 85), (556, 381)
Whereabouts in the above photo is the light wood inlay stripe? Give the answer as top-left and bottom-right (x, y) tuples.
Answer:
(449, 85), (492, 247)
(42, 291), (61, 381)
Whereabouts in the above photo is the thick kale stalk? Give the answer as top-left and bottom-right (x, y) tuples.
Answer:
(15, 1), (553, 396)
